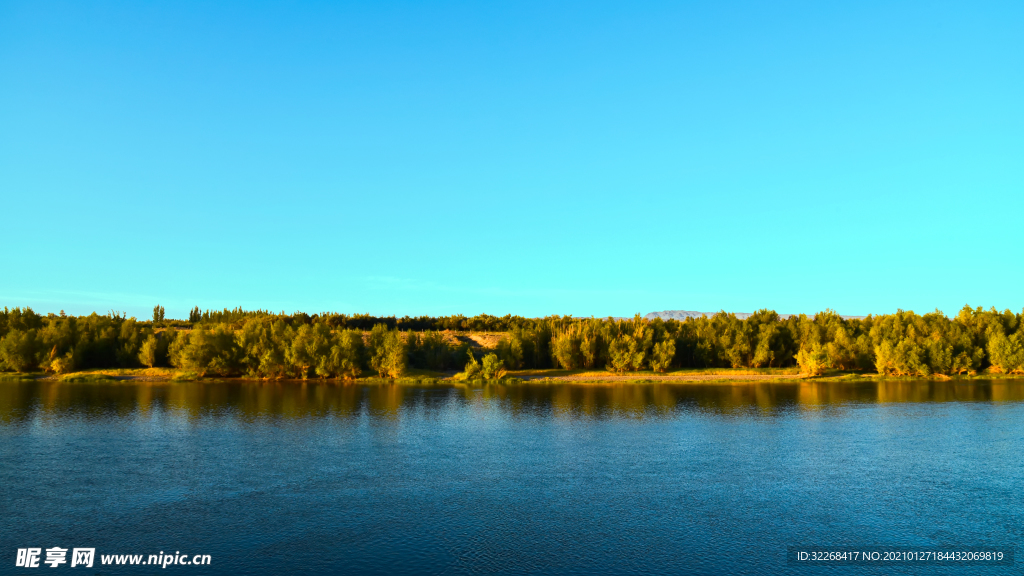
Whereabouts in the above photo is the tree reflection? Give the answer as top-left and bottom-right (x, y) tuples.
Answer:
(2, 380), (1024, 424)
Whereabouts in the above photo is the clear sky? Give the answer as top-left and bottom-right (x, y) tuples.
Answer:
(1, 1), (1021, 320)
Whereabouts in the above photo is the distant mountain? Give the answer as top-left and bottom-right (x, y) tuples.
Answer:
(644, 310), (866, 321)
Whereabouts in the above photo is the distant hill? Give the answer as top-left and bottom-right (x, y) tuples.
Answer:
(644, 310), (867, 321)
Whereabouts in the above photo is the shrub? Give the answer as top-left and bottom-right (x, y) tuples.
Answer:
(51, 352), (76, 375)
(481, 353), (506, 379)
(463, 350), (481, 379)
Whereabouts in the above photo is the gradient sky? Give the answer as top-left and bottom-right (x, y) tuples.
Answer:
(2, 1), (1022, 320)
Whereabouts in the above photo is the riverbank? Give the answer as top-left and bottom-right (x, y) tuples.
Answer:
(4, 367), (1023, 385)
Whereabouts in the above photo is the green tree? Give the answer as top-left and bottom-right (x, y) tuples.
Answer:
(416, 331), (452, 370)
(368, 324), (405, 378)
(481, 353), (506, 379)
(156, 329), (176, 367)
(169, 325), (237, 376)
(463, 350), (482, 379)
(139, 335), (159, 368)
(875, 338), (929, 376)
(719, 313), (753, 368)
(924, 337), (953, 375)
(650, 338), (675, 372)
(605, 314), (653, 373)
(329, 329), (365, 379)
(495, 330), (525, 370)
(115, 318), (147, 367)
(578, 319), (604, 368)
(606, 335), (631, 373)
(795, 343), (830, 376)
(236, 318), (289, 378)
(606, 334), (647, 373)
(551, 327), (581, 370)
(0, 329), (42, 372)
(988, 333), (1024, 374)
(289, 324), (333, 379)
(50, 351), (75, 374)
(39, 316), (76, 362)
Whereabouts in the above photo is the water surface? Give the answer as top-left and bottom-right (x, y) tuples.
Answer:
(1, 380), (1021, 574)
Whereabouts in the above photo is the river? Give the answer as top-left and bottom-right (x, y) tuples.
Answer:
(1, 380), (1021, 574)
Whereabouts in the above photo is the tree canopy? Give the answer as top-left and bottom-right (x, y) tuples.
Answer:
(2, 305), (1022, 378)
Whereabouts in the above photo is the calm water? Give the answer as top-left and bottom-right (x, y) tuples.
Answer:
(1, 380), (1022, 575)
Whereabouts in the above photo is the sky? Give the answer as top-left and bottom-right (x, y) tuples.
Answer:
(1, 0), (1022, 320)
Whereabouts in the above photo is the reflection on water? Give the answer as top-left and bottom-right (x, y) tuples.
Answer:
(2, 380), (1023, 423)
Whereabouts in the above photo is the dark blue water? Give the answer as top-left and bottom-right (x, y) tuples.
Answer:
(1, 380), (1022, 575)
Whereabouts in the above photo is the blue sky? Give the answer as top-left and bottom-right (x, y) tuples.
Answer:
(1, 1), (1021, 320)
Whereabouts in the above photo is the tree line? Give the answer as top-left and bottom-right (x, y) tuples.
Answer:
(179, 307), (547, 332)
(1, 306), (1022, 378)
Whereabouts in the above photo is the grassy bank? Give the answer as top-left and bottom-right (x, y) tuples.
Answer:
(4, 366), (1024, 386)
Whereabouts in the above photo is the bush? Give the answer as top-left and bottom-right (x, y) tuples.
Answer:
(463, 350), (481, 379)
(481, 353), (506, 379)
(51, 352), (76, 375)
